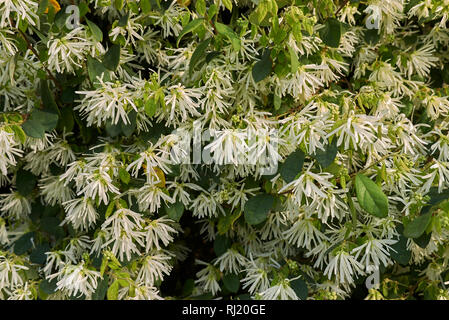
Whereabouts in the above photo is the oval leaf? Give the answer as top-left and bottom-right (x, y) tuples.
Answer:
(244, 194), (275, 225)
(355, 174), (388, 218)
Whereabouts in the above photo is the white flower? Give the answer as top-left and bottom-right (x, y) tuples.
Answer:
(241, 258), (270, 294)
(397, 43), (438, 79)
(143, 217), (178, 251)
(78, 168), (120, 205)
(351, 238), (397, 269)
(214, 248), (248, 274)
(424, 95), (449, 120)
(47, 27), (92, 74)
(75, 79), (138, 127)
(194, 260), (221, 296)
(47, 262), (101, 298)
(190, 191), (224, 218)
(101, 207), (145, 261)
(0, 0), (39, 28)
(0, 254), (28, 288)
(0, 128), (23, 176)
(323, 250), (364, 285)
(62, 197), (99, 231)
(161, 84), (203, 126)
(283, 216), (328, 250)
(258, 279), (299, 300)
(137, 252), (173, 286)
(39, 175), (74, 206)
(0, 191), (31, 220)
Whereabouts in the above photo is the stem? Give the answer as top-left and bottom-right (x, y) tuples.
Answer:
(335, 0), (350, 16)
(14, 21), (62, 91)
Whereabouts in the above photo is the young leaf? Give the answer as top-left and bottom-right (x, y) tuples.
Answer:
(177, 19), (204, 46)
(144, 98), (157, 118)
(86, 18), (103, 42)
(107, 280), (119, 300)
(355, 174), (389, 218)
(119, 168), (130, 184)
(215, 22), (241, 51)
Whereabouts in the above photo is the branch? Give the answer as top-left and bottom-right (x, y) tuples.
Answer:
(15, 22), (62, 91)
(335, 0), (350, 17)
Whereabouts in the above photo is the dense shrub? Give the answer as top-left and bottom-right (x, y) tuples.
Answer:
(1, 0), (449, 300)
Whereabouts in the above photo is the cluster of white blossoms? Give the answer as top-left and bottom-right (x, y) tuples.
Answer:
(1, 0), (449, 301)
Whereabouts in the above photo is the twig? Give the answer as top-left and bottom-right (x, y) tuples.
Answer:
(15, 21), (62, 91)
(335, 0), (350, 16)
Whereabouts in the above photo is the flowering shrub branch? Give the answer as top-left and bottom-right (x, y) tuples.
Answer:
(1, 0), (449, 301)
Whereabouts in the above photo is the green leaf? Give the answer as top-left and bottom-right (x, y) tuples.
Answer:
(252, 49), (272, 82)
(244, 194), (275, 225)
(105, 120), (122, 137)
(107, 280), (119, 300)
(120, 110), (137, 137)
(222, 0), (233, 11)
(16, 169), (37, 196)
(412, 232), (432, 248)
(189, 37), (211, 76)
(279, 149), (305, 183)
(87, 56), (110, 84)
(195, 0), (206, 16)
(114, 0), (125, 10)
(177, 18), (204, 46)
(40, 80), (58, 114)
(288, 45), (299, 73)
(166, 201), (185, 222)
(37, 0), (49, 15)
(215, 22), (241, 51)
(11, 125), (26, 144)
(290, 278), (308, 300)
(140, 0), (152, 14)
(119, 168), (130, 184)
(389, 235), (411, 265)
(40, 217), (65, 239)
(30, 243), (51, 265)
(117, 12), (129, 27)
(144, 98), (157, 117)
(313, 139), (338, 168)
(355, 174), (389, 218)
(13, 232), (34, 255)
(223, 274), (240, 293)
(103, 44), (121, 71)
(364, 29), (380, 45)
(39, 278), (57, 295)
(404, 212), (432, 239)
(22, 109), (59, 139)
(319, 18), (342, 48)
(92, 275), (109, 300)
(214, 235), (231, 256)
(86, 18), (103, 42)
